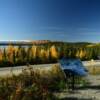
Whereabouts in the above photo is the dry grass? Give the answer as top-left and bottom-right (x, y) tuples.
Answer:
(86, 65), (100, 75)
(0, 64), (66, 100)
(0, 64), (89, 100)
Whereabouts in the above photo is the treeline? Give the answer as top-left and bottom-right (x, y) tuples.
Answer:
(0, 45), (59, 67)
(0, 42), (99, 67)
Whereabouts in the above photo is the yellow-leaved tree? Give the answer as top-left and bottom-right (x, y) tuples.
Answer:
(40, 49), (46, 58)
(0, 49), (3, 61)
(6, 45), (15, 64)
(50, 45), (58, 60)
(31, 45), (37, 58)
(76, 49), (80, 58)
(79, 49), (86, 59)
(31, 45), (41, 63)
(40, 48), (47, 63)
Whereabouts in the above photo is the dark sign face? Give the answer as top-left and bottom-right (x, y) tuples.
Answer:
(59, 58), (87, 76)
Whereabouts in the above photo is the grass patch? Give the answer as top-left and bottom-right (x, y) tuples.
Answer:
(0, 64), (88, 100)
(86, 65), (100, 75)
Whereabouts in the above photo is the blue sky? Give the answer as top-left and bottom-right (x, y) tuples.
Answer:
(0, 0), (100, 42)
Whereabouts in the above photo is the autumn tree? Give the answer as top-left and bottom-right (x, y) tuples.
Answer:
(40, 48), (47, 63)
(76, 49), (80, 58)
(26, 47), (33, 63)
(31, 45), (41, 63)
(50, 45), (58, 62)
(2, 48), (7, 62)
(78, 49), (86, 60)
(6, 45), (15, 64)
(0, 49), (3, 62)
(31, 45), (37, 59)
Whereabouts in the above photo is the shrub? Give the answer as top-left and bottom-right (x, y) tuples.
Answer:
(0, 65), (65, 100)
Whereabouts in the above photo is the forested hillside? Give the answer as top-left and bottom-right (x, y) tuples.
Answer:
(0, 41), (99, 67)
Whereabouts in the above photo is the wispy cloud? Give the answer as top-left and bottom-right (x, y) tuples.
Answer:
(39, 26), (64, 30)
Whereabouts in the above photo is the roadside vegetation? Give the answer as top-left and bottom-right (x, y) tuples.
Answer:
(0, 64), (88, 100)
(0, 64), (65, 100)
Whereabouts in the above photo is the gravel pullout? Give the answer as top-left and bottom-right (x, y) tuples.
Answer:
(56, 75), (100, 100)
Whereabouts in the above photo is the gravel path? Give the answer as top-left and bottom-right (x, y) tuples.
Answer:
(0, 64), (54, 76)
(56, 75), (100, 100)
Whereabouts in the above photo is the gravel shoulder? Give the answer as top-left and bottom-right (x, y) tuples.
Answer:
(56, 75), (100, 100)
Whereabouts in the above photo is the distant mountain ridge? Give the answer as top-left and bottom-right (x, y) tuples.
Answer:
(0, 40), (98, 46)
(0, 40), (51, 45)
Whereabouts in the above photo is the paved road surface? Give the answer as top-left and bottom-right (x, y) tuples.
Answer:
(0, 64), (54, 76)
(0, 60), (100, 76)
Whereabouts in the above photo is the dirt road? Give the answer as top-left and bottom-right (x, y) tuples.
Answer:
(57, 75), (100, 100)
